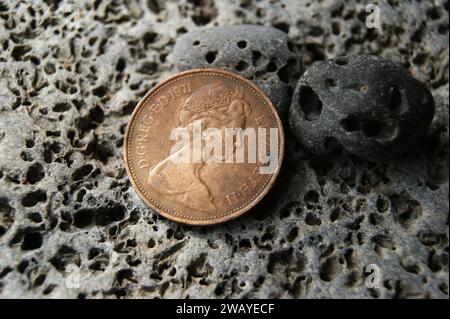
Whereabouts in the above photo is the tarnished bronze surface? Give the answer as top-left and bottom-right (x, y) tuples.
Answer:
(124, 69), (284, 225)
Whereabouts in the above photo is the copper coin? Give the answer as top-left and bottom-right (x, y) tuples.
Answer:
(124, 69), (284, 225)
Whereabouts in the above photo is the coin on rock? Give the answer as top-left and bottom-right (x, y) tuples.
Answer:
(124, 69), (284, 225)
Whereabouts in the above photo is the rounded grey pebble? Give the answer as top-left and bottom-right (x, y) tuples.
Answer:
(289, 54), (435, 161)
(172, 25), (302, 120)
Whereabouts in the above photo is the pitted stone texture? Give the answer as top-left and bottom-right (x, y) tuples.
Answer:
(289, 55), (435, 161)
(0, 0), (448, 299)
(172, 25), (302, 119)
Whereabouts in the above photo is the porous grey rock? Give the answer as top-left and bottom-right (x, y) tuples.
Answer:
(0, 0), (448, 299)
(289, 55), (435, 161)
(173, 25), (302, 119)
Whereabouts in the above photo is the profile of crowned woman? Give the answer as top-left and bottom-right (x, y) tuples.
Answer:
(147, 82), (252, 214)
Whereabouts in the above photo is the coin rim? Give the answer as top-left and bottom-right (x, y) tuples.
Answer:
(124, 68), (284, 226)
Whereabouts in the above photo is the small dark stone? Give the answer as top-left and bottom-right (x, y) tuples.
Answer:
(289, 55), (435, 161)
(173, 25), (302, 120)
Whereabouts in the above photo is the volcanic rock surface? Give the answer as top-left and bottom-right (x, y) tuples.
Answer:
(0, 0), (448, 298)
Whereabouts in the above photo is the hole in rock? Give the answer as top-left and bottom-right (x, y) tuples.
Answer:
(94, 205), (126, 226)
(73, 209), (94, 228)
(116, 58), (126, 72)
(235, 60), (249, 72)
(335, 56), (348, 65)
(388, 85), (405, 113)
(11, 45), (31, 61)
(299, 86), (322, 121)
(251, 50), (264, 67)
(53, 102), (71, 112)
(28, 212), (42, 223)
(72, 164), (93, 181)
(325, 78), (337, 87)
(142, 31), (157, 47)
(363, 120), (382, 137)
(341, 116), (359, 131)
(304, 190), (319, 203)
(266, 60), (277, 72)
(237, 40), (247, 49)
(273, 22), (289, 33)
(21, 232), (43, 250)
(50, 245), (80, 271)
(205, 51), (217, 64)
(26, 162), (44, 184)
(324, 137), (343, 155)
(277, 65), (290, 83)
(21, 190), (47, 207)
(92, 86), (107, 97)
(25, 139), (35, 148)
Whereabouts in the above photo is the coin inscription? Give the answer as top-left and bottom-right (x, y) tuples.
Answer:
(124, 69), (284, 225)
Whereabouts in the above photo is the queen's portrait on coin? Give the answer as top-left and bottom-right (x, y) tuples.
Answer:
(147, 82), (252, 214)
